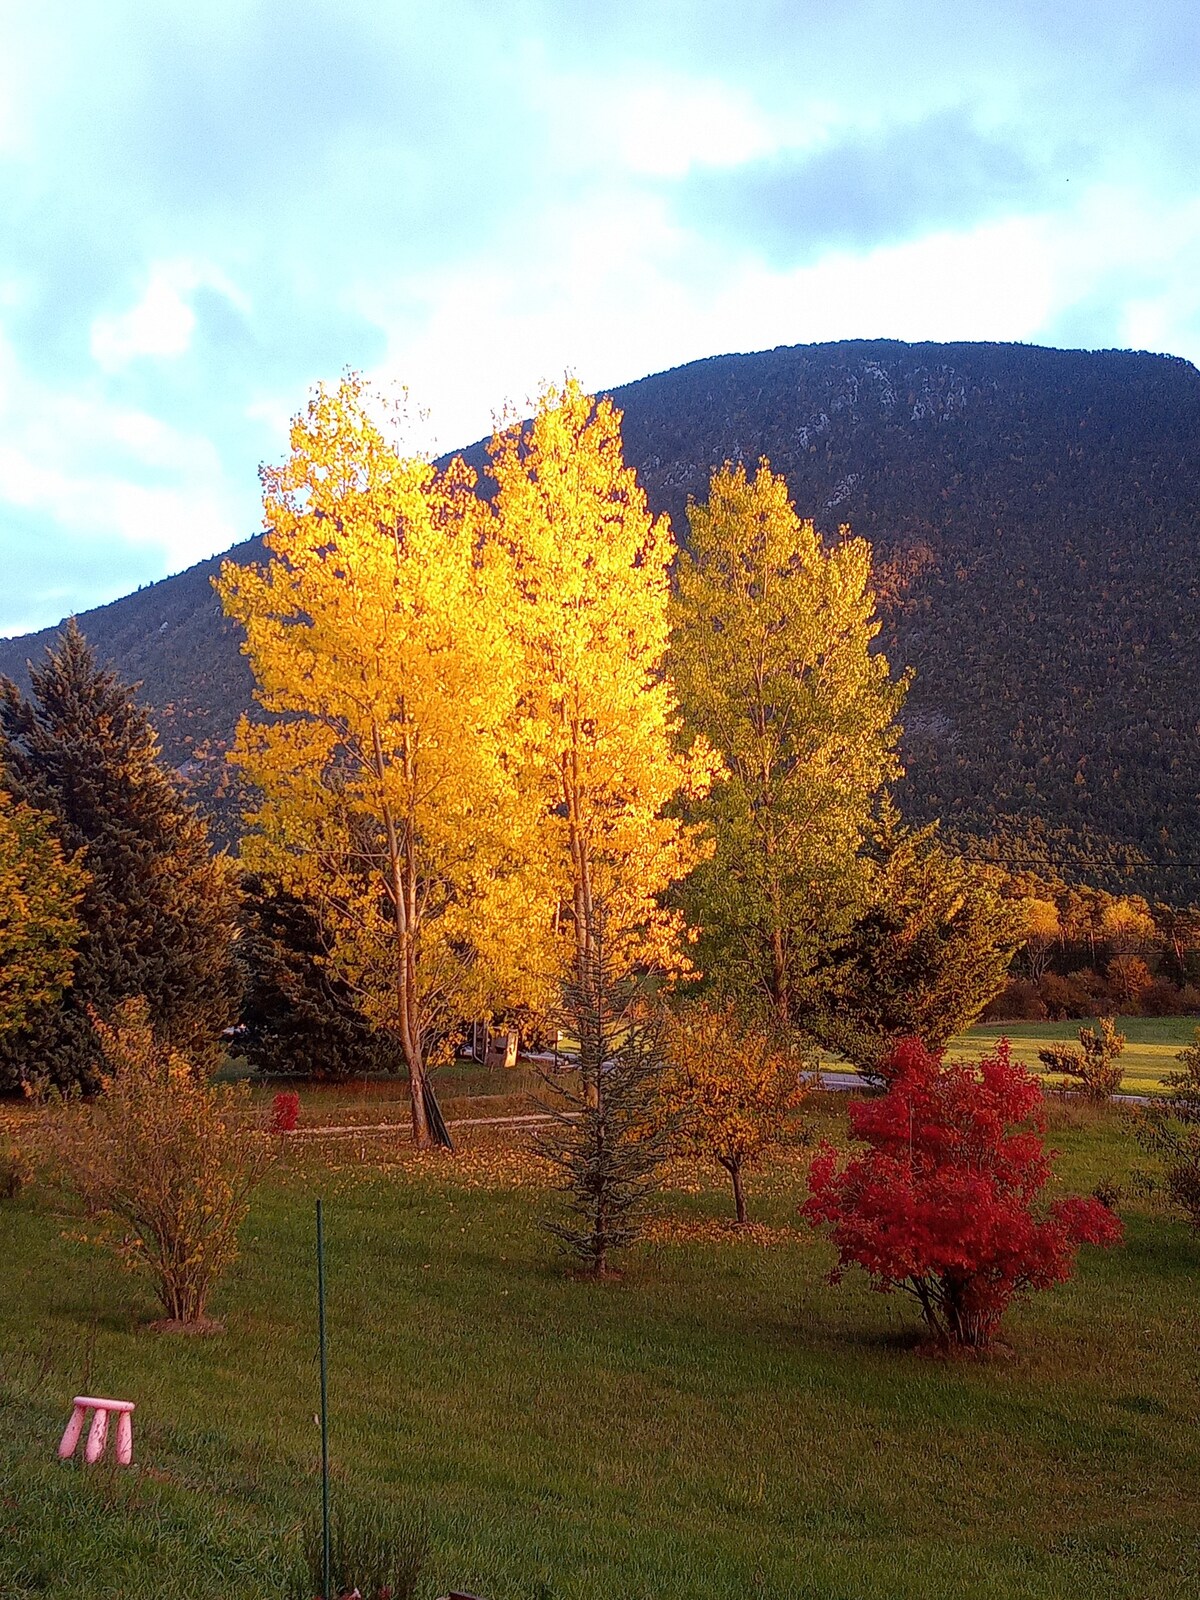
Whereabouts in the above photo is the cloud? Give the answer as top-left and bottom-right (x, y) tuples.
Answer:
(90, 261), (250, 371)
(671, 111), (1053, 265)
(0, 0), (1199, 633)
(0, 324), (247, 633)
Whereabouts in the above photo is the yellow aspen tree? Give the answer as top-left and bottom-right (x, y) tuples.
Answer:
(216, 375), (545, 1149)
(488, 379), (714, 987)
(669, 460), (908, 1025)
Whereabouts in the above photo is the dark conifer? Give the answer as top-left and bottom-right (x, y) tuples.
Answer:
(0, 621), (238, 1091)
(238, 873), (401, 1079)
(536, 908), (671, 1275)
(803, 799), (1023, 1082)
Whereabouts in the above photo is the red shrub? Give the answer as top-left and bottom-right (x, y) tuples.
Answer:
(801, 1038), (1122, 1349)
(269, 1090), (301, 1135)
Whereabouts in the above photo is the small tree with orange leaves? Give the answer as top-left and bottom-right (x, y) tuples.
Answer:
(658, 1001), (810, 1223)
(45, 1002), (271, 1326)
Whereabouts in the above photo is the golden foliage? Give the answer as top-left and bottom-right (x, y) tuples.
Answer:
(216, 374), (553, 1145)
(0, 790), (87, 1035)
(43, 1001), (270, 1324)
(489, 378), (716, 979)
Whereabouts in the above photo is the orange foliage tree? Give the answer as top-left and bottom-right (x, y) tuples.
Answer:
(658, 1001), (810, 1223)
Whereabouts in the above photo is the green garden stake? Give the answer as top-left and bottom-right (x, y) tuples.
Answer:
(317, 1198), (331, 1600)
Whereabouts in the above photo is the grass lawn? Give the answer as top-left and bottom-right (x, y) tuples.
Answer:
(3, 1095), (1199, 1600)
(232, 1057), (553, 1127)
(952, 1016), (1197, 1095)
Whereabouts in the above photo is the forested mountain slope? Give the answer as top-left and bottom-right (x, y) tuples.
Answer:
(3, 339), (1199, 895)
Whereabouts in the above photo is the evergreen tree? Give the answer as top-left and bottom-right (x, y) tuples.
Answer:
(807, 802), (1023, 1079)
(238, 873), (402, 1080)
(0, 621), (238, 1091)
(536, 908), (671, 1275)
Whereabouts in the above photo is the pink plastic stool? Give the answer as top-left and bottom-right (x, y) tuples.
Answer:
(58, 1396), (135, 1465)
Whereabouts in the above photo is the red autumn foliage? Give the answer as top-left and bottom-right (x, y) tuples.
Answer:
(801, 1037), (1122, 1349)
(268, 1090), (301, 1135)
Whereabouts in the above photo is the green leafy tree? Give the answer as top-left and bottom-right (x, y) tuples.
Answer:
(0, 622), (239, 1092)
(808, 803), (1024, 1078)
(0, 790), (87, 1036)
(669, 460), (907, 1024)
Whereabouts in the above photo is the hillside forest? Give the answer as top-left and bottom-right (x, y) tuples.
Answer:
(3, 339), (1199, 908)
(5, 370), (1200, 1140)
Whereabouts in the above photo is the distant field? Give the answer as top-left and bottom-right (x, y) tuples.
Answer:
(225, 1016), (1199, 1117)
(952, 1016), (1196, 1095)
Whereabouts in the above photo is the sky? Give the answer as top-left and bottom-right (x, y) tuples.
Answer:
(1, 0), (1198, 637)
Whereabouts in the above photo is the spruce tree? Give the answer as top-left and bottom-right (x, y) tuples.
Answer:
(0, 621), (238, 1091)
(238, 873), (402, 1080)
(536, 908), (671, 1275)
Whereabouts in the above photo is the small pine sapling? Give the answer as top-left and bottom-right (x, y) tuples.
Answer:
(802, 1038), (1123, 1350)
(536, 914), (671, 1275)
(1038, 1016), (1125, 1101)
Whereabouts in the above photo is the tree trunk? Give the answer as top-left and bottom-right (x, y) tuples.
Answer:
(404, 1038), (432, 1149)
(373, 720), (434, 1151)
(721, 1156), (748, 1224)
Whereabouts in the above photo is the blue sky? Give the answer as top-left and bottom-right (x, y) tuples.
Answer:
(1, 0), (1198, 636)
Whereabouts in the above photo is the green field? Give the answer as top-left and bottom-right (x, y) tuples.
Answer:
(232, 1015), (1197, 1128)
(953, 1016), (1197, 1095)
(3, 1096), (1198, 1600)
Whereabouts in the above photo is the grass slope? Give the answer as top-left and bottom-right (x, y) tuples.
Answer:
(2, 1100), (1197, 1600)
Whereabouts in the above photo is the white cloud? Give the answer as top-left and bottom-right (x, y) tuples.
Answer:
(362, 204), (1058, 458)
(89, 260), (249, 371)
(604, 78), (776, 179)
(0, 325), (247, 577)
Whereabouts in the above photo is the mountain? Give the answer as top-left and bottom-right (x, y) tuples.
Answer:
(3, 338), (1200, 896)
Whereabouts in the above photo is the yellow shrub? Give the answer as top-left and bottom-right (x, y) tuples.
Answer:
(46, 1001), (271, 1325)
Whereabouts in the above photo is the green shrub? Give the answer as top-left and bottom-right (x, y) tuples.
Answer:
(1038, 1016), (1125, 1101)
